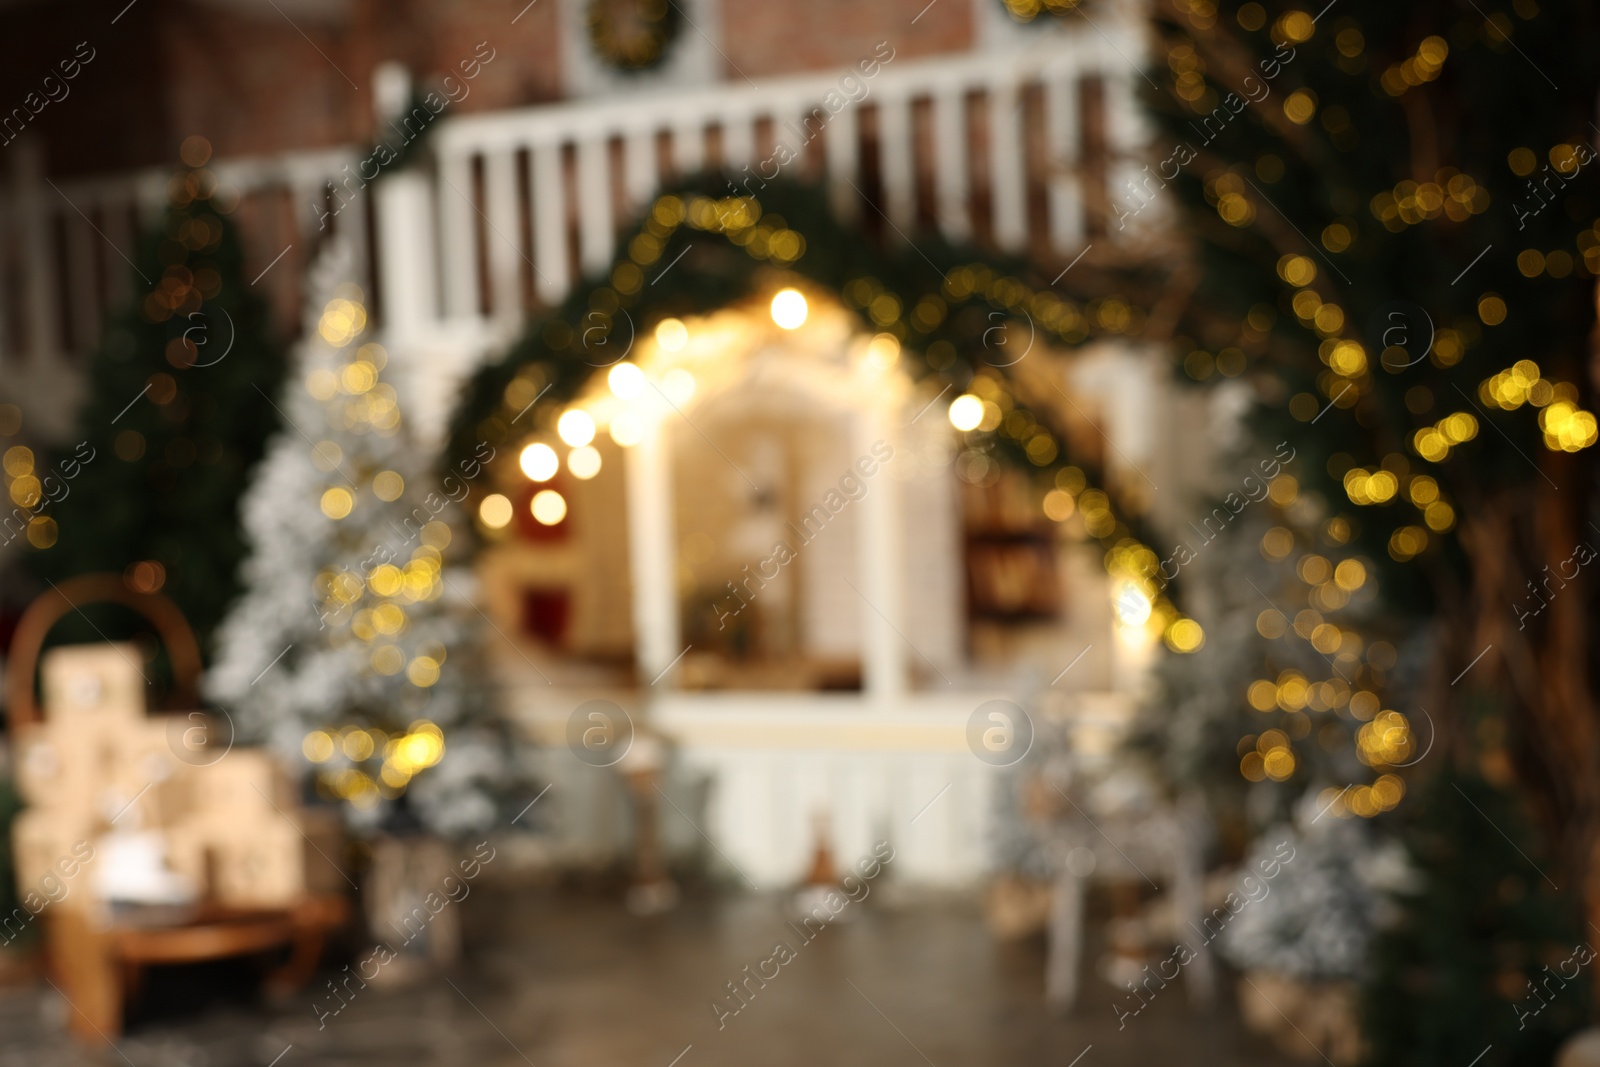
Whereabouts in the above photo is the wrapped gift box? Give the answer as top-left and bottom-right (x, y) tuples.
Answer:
(40, 644), (145, 726)
(16, 640), (319, 913)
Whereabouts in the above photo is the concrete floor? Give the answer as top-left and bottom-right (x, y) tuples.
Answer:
(0, 886), (1303, 1066)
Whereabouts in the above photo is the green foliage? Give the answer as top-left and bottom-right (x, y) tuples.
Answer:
(1138, 7), (1600, 1055)
(29, 176), (288, 660)
(1361, 763), (1588, 1066)
(1143, 0), (1599, 607)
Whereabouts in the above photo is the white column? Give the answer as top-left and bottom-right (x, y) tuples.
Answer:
(438, 150), (478, 319)
(989, 83), (1027, 253)
(376, 169), (462, 447)
(672, 120), (704, 177)
(719, 110), (754, 173)
(373, 171), (435, 345)
(625, 418), (681, 685)
(1044, 68), (1083, 254)
(877, 91), (915, 235)
(576, 137), (614, 277)
(825, 103), (860, 224)
(854, 408), (906, 702)
(932, 86), (970, 242)
(531, 142), (570, 304)
(1103, 59), (1150, 240)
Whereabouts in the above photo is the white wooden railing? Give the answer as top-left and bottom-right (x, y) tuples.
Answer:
(405, 30), (1144, 334)
(0, 25), (1147, 438)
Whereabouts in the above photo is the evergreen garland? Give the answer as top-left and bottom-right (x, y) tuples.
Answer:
(445, 173), (1200, 644)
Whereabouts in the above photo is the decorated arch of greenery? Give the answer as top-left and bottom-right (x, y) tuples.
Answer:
(443, 173), (1204, 653)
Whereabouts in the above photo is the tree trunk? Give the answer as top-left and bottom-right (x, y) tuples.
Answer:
(1463, 476), (1600, 1005)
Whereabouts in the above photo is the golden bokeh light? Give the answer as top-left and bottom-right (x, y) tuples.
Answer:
(558, 409), (596, 447)
(520, 442), (559, 481)
(655, 317), (689, 352)
(406, 656), (441, 688)
(531, 488), (568, 525)
(608, 362), (648, 400)
(568, 445), (602, 480)
(373, 470), (405, 501)
(479, 493), (514, 529)
(948, 394), (984, 431)
(770, 288), (808, 329)
(303, 731), (335, 762)
(320, 487), (354, 520)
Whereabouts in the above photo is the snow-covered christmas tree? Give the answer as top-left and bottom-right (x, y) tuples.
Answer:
(1221, 798), (1410, 982)
(1129, 428), (1410, 829)
(207, 240), (507, 836)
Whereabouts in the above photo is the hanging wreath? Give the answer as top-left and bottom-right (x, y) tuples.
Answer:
(998, 0), (1085, 23)
(586, 0), (682, 73)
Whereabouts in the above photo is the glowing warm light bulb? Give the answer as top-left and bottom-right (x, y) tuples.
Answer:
(655, 317), (689, 352)
(608, 363), (647, 400)
(568, 445), (602, 479)
(948, 394), (984, 432)
(531, 489), (568, 525)
(770, 288), (808, 329)
(479, 493), (514, 528)
(1113, 581), (1153, 626)
(557, 409), (596, 447)
(519, 442), (559, 481)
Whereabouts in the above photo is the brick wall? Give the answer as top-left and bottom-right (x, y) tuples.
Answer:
(153, 0), (568, 162)
(720, 0), (971, 78)
(3, 0), (980, 178)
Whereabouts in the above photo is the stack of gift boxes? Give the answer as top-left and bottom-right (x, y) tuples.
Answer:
(11, 642), (311, 912)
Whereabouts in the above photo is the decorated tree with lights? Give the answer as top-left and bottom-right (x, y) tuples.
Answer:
(1141, 0), (1600, 1050)
(27, 144), (286, 654)
(207, 240), (509, 836)
(1134, 484), (1409, 826)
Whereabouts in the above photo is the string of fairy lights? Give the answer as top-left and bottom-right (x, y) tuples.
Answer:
(461, 188), (1206, 663)
(1163, 0), (1599, 816)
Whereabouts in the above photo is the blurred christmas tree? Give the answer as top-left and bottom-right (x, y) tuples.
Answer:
(27, 141), (286, 656)
(206, 240), (509, 837)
